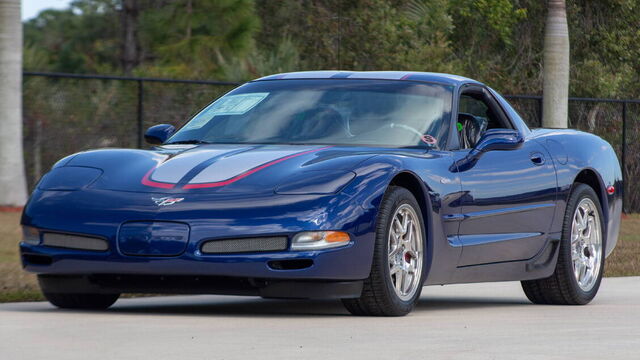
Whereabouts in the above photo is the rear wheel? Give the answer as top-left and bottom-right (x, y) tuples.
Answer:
(521, 183), (604, 305)
(342, 186), (426, 316)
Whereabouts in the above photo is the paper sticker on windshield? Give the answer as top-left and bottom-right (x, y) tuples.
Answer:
(421, 135), (437, 145)
(184, 93), (269, 129)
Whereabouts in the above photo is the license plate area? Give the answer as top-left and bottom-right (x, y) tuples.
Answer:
(118, 221), (190, 256)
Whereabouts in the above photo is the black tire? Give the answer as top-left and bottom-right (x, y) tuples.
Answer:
(43, 292), (120, 310)
(521, 183), (605, 305)
(342, 186), (427, 316)
(38, 275), (120, 309)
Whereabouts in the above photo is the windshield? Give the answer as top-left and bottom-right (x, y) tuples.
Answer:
(168, 79), (453, 149)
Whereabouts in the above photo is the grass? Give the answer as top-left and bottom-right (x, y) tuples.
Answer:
(604, 213), (640, 276)
(1, 212), (639, 303)
(0, 212), (42, 302)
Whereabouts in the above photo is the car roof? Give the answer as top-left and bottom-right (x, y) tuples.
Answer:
(254, 71), (483, 87)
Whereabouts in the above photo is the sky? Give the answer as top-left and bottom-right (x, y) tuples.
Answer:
(23, 0), (73, 21)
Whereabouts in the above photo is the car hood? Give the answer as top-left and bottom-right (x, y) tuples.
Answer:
(58, 144), (380, 194)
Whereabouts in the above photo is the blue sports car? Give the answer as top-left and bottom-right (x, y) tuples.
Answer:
(20, 71), (622, 316)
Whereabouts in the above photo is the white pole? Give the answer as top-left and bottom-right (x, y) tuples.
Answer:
(542, 0), (570, 128)
(0, 0), (27, 206)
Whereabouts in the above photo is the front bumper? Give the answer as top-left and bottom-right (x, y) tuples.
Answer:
(20, 189), (377, 290)
(20, 238), (371, 280)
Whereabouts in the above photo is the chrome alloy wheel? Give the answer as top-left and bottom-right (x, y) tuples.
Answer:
(571, 198), (603, 292)
(388, 204), (423, 301)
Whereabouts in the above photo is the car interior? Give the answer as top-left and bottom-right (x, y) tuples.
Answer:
(457, 88), (513, 149)
(202, 87), (450, 148)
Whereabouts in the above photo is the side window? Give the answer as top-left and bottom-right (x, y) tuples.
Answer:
(457, 93), (510, 149)
(460, 95), (489, 120)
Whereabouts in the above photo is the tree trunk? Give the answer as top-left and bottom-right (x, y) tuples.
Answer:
(542, 0), (570, 128)
(0, 0), (27, 206)
(121, 0), (140, 75)
(186, 0), (192, 40)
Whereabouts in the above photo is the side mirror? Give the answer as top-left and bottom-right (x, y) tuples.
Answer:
(473, 128), (523, 153)
(144, 124), (175, 145)
(451, 129), (523, 172)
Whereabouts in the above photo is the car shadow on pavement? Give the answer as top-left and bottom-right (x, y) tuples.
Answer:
(110, 294), (529, 317)
(417, 296), (530, 311)
(110, 298), (352, 317)
(9, 294), (530, 317)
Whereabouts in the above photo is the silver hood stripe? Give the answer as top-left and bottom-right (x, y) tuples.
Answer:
(188, 149), (302, 184)
(150, 148), (231, 183)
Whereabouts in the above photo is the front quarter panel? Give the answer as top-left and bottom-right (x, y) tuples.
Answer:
(345, 149), (465, 285)
(535, 129), (622, 256)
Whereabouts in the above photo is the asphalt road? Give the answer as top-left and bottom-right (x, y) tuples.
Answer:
(1, 277), (639, 360)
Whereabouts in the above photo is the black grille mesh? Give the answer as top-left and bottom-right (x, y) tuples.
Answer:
(201, 237), (288, 254)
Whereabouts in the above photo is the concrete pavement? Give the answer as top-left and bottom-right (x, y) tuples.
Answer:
(1, 277), (639, 359)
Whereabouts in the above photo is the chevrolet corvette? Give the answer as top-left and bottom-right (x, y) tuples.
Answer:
(20, 71), (622, 316)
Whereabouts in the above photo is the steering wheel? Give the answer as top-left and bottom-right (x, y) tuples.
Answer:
(386, 123), (424, 137)
(294, 105), (346, 138)
(383, 123), (436, 146)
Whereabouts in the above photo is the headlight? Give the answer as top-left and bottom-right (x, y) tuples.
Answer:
(38, 166), (102, 191)
(22, 226), (40, 245)
(291, 231), (350, 250)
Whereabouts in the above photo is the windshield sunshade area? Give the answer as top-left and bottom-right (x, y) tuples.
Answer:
(168, 79), (453, 149)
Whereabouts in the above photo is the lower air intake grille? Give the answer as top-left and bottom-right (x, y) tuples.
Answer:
(42, 233), (109, 251)
(201, 236), (288, 254)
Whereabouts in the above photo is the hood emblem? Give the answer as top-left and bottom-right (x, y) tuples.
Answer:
(152, 197), (184, 206)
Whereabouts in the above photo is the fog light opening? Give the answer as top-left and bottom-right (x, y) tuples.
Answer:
(268, 259), (314, 270)
(22, 253), (53, 266)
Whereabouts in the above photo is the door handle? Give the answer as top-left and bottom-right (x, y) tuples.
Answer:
(530, 152), (545, 165)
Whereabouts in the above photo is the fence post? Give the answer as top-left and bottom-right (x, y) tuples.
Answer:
(538, 98), (543, 127)
(622, 101), (627, 213)
(137, 80), (144, 148)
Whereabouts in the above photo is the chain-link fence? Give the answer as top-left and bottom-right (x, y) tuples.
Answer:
(22, 72), (640, 212)
(22, 72), (239, 190)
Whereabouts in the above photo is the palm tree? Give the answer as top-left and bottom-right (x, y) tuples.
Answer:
(543, 0), (570, 128)
(0, 0), (27, 206)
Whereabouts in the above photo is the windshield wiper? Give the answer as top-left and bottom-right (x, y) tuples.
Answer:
(165, 140), (212, 145)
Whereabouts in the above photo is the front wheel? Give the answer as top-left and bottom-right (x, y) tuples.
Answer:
(39, 275), (119, 310)
(342, 186), (426, 316)
(43, 292), (120, 310)
(521, 183), (605, 305)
